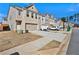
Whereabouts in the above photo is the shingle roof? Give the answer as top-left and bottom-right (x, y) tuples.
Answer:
(25, 3), (34, 9)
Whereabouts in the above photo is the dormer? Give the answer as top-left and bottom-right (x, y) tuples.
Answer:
(24, 4), (38, 13)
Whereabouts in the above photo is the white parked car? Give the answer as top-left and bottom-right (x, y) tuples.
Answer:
(41, 26), (48, 31)
(49, 26), (60, 31)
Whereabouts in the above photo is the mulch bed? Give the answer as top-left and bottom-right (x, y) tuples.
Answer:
(39, 40), (61, 51)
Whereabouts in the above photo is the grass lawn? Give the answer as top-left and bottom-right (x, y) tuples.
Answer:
(39, 40), (61, 51)
(0, 31), (42, 52)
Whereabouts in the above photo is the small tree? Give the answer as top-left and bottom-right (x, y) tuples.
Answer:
(61, 17), (66, 30)
(67, 25), (71, 31)
(69, 16), (73, 21)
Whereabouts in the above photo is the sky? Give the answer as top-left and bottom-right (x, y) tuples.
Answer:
(0, 3), (79, 22)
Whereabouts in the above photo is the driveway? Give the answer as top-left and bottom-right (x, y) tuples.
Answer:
(0, 31), (66, 55)
(31, 31), (66, 42)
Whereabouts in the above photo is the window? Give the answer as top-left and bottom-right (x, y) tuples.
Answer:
(31, 12), (33, 18)
(42, 17), (43, 21)
(16, 21), (22, 25)
(18, 10), (21, 15)
(35, 14), (37, 19)
(27, 11), (29, 17)
(32, 7), (33, 9)
(39, 17), (40, 19)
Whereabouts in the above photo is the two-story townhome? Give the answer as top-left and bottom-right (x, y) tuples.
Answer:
(7, 4), (54, 33)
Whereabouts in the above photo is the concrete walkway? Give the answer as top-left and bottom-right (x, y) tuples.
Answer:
(0, 31), (66, 55)
(67, 28), (79, 55)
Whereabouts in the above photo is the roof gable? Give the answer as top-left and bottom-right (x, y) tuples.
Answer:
(25, 4), (38, 13)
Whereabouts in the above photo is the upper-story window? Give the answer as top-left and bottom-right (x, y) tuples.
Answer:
(42, 17), (44, 21)
(32, 7), (33, 9)
(39, 16), (40, 19)
(35, 14), (37, 19)
(18, 10), (21, 15)
(27, 11), (29, 17)
(31, 12), (33, 18)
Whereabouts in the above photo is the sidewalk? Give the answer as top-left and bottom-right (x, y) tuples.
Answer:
(0, 31), (66, 55)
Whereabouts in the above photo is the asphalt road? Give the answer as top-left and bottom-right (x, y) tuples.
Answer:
(66, 28), (79, 55)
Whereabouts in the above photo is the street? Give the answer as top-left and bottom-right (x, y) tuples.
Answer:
(67, 28), (79, 55)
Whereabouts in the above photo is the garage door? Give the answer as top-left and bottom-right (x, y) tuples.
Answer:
(25, 23), (37, 31)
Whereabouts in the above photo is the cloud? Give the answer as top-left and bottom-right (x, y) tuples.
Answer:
(0, 13), (6, 22)
(0, 13), (6, 20)
(68, 8), (75, 12)
(0, 13), (6, 17)
(68, 4), (77, 12)
(68, 4), (79, 12)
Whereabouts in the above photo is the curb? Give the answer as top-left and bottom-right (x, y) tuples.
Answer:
(56, 29), (73, 55)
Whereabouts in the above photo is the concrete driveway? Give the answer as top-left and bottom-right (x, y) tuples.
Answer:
(0, 31), (66, 55)
(31, 31), (66, 42)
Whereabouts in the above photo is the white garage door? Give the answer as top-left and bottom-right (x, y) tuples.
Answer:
(25, 23), (37, 31)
